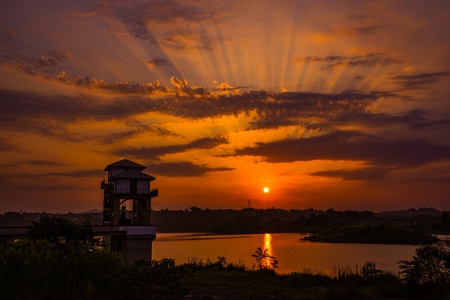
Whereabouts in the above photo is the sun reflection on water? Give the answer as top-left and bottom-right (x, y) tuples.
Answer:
(264, 233), (272, 252)
(264, 233), (273, 267)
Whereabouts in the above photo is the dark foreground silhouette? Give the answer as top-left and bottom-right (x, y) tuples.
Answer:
(1, 216), (449, 299)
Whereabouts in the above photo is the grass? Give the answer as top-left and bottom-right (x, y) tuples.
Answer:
(183, 268), (330, 299)
(176, 259), (408, 300)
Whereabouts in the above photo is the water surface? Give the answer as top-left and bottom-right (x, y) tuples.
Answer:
(153, 233), (444, 275)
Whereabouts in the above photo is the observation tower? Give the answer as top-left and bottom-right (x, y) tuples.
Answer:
(101, 159), (158, 262)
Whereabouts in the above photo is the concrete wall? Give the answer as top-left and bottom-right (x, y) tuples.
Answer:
(124, 235), (155, 262)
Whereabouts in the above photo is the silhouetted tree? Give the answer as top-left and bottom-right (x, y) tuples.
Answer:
(28, 215), (102, 249)
(398, 245), (450, 286)
(252, 247), (279, 270)
(28, 215), (74, 239)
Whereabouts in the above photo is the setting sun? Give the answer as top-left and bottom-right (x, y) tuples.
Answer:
(263, 187), (270, 193)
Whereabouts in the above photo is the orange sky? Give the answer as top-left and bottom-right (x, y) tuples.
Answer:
(1, 0), (449, 213)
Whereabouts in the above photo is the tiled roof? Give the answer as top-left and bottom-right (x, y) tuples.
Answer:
(104, 159), (146, 171)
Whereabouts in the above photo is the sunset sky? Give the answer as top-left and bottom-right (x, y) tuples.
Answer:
(1, 0), (449, 213)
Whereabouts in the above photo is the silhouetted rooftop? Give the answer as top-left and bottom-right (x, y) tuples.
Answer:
(104, 159), (146, 171)
(112, 169), (155, 181)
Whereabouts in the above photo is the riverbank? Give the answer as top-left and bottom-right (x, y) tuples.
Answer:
(303, 224), (439, 245)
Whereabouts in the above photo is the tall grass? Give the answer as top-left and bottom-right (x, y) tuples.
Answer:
(0, 239), (121, 299)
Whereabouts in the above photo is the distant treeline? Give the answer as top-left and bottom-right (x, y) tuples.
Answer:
(0, 211), (102, 227)
(153, 207), (378, 233)
(2, 207), (449, 235)
(152, 207), (450, 235)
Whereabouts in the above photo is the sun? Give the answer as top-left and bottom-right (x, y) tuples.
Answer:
(263, 187), (269, 193)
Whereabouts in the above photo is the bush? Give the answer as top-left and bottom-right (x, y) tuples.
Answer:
(104, 259), (188, 300)
(28, 215), (102, 249)
(0, 239), (121, 299)
(398, 245), (450, 299)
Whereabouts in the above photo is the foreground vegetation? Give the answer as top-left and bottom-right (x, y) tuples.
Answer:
(1, 216), (449, 299)
(1, 243), (449, 299)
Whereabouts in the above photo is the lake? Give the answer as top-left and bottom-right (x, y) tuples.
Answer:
(153, 232), (450, 275)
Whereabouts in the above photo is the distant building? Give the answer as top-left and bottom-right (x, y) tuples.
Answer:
(101, 159), (158, 262)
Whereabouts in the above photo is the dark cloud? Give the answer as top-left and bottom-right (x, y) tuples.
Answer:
(245, 91), (392, 130)
(107, 0), (219, 52)
(310, 167), (391, 181)
(0, 88), (381, 130)
(0, 89), (158, 122)
(233, 130), (450, 168)
(347, 53), (401, 67)
(331, 112), (402, 128)
(147, 59), (169, 67)
(391, 71), (450, 90)
(0, 171), (99, 191)
(38, 49), (71, 66)
(410, 119), (450, 130)
(402, 109), (450, 130)
(94, 126), (176, 145)
(0, 89), (176, 143)
(318, 108), (450, 133)
(338, 13), (388, 37)
(165, 90), (382, 122)
(296, 55), (346, 68)
(117, 0), (217, 26)
(150, 161), (234, 177)
(114, 135), (229, 160)
(0, 48), (71, 77)
(46, 169), (104, 178)
(3, 87), (441, 143)
(295, 53), (402, 69)
(24, 160), (65, 166)
(352, 25), (383, 35)
(3, 85), (446, 148)
(132, 21), (157, 43)
(0, 138), (19, 151)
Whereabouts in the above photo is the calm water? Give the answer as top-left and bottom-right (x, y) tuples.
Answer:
(153, 233), (450, 275)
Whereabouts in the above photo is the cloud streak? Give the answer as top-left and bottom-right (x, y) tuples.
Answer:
(151, 162), (234, 177)
(233, 130), (450, 168)
(295, 53), (403, 69)
(391, 72), (450, 90)
(310, 167), (390, 181)
(114, 135), (230, 161)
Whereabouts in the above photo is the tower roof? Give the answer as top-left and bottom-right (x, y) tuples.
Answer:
(104, 159), (146, 171)
(112, 169), (156, 181)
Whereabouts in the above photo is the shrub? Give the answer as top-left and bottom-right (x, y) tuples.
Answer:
(252, 247), (279, 270)
(398, 245), (450, 299)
